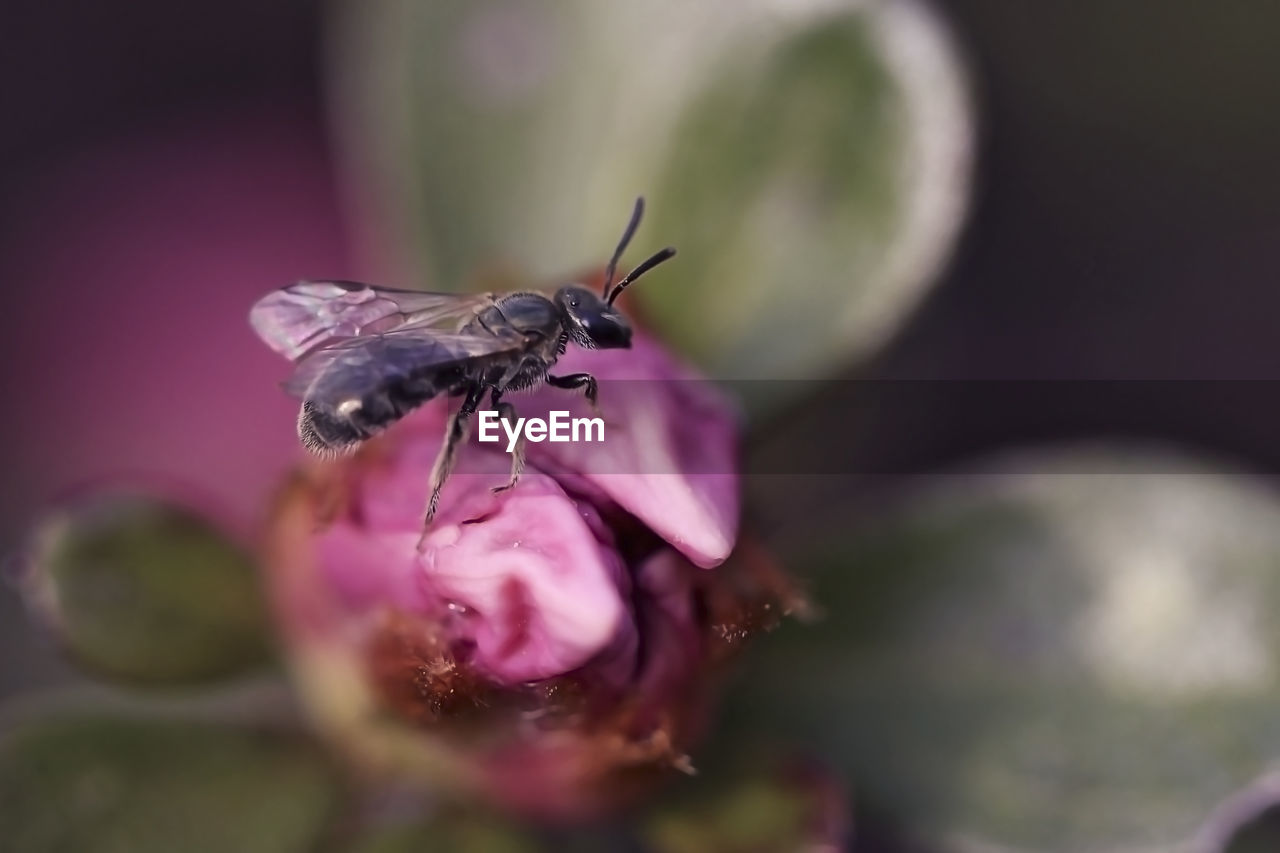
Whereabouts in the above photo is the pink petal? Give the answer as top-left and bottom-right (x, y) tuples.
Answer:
(419, 470), (634, 684)
(311, 411), (637, 686)
(520, 334), (741, 567)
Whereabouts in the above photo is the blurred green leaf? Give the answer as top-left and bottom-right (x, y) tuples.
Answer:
(332, 0), (971, 398)
(20, 492), (272, 685)
(349, 812), (540, 853)
(644, 761), (849, 853)
(346, 811), (642, 853)
(726, 448), (1280, 852)
(642, 20), (900, 382)
(0, 715), (340, 853)
(648, 782), (808, 853)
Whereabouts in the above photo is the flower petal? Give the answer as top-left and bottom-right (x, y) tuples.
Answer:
(418, 467), (634, 684)
(520, 335), (741, 568)
(307, 413), (636, 686)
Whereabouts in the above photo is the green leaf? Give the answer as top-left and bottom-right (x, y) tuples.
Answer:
(727, 448), (1280, 852)
(331, 1), (972, 395)
(0, 715), (340, 853)
(643, 761), (849, 853)
(642, 17), (928, 383)
(348, 812), (541, 853)
(20, 491), (273, 685)
(648, 782), (808, 853)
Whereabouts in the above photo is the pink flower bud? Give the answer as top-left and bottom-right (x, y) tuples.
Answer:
(264, 334), (793, 818)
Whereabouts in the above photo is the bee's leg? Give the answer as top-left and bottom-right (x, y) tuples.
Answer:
(546, 372), (599, 414)
(490, 390), (526, 494)
(419, 383), (486, 546)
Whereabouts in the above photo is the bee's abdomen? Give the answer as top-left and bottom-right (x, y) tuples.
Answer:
(297, 381), (444, 454)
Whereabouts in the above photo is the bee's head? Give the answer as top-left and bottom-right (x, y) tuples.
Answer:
(555, 285), (632, 349)
(554, 197), (678, 350)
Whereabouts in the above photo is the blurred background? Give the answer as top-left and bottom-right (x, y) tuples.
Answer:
(6, 1), (1280, 850)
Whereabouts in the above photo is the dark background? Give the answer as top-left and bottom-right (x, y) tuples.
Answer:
(4, 0), (1280, 677)
(6, 0), (1280, 477)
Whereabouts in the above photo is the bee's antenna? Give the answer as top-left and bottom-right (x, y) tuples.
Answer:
(602, 197), (646, 299)
(607, 247), (677, 305)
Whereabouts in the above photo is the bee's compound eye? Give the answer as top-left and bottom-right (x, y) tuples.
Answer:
(337, 398), (363, 416)
(570, 299), (579, 308)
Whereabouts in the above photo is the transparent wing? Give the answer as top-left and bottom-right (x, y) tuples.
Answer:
(249, 280), (495, 360)
(282, 325), (527, 401)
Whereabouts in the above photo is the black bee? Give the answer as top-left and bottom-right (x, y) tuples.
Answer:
(249, 197), (676, 531)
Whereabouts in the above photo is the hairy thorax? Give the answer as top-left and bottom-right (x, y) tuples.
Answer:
(465, 293), (566, 393)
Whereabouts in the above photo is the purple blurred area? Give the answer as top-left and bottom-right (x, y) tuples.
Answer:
(0, 0), (349, 694)
(4, 0), (1280, 714)
(0, 0), (351, 534)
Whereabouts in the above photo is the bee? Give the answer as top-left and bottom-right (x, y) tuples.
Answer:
(249, 197), (676, 533)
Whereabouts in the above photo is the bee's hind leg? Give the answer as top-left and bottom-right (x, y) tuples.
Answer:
(418, 383), (486, 548)
(490, 392), (526, 495)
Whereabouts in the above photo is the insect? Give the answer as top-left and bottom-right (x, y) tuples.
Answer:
(249, 197), (676, 537)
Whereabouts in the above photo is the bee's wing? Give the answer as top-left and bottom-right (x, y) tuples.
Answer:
(281, 325), (528, 400)
(249, 280), (495, 360)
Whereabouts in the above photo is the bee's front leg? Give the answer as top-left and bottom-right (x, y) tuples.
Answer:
(489, 389), (526, 495)
(419, 383), (487, 549)
(546, 372), (599, 415)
